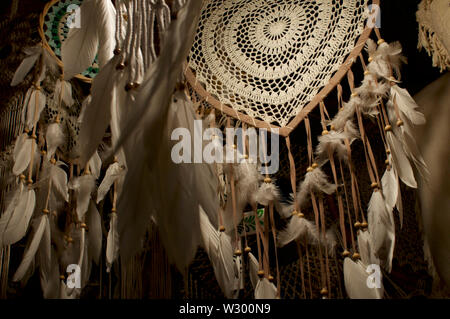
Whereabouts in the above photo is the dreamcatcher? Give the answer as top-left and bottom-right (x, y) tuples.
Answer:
(0, 0), (429, 299)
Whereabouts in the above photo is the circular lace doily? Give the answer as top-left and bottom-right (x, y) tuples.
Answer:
(189, 0), (368, 128)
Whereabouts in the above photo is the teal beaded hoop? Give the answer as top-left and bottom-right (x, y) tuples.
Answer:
(39, 0), (99, 82)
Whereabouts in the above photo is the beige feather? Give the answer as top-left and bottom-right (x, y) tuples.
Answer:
(343, 257), (384, 299)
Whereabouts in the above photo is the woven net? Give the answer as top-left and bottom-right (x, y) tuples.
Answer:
(189, 0), (368, 127)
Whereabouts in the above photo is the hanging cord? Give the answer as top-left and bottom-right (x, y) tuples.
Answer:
(226, 118), (241, 255)
(319, 101), (348, 257)
(304, 116), (327, 298)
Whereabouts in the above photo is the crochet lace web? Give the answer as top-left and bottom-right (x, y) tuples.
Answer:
(189, 0), (368, 127)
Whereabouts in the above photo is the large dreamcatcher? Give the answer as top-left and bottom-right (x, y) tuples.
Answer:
(0, 0), (431, 299)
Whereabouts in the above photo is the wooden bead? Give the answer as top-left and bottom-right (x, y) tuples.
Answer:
(342, 250), (351, 257)
(264, 177), (272, 184)
(234, 249), (242, 256)
(364, 70), (370, 75)
(312, 163), (319, 169)
(386, 149), (391, 155)
(297, 212), (305, 218)
(371, 182), (379, 189)
(125, 83), (134, 91)
(361, 222), (368, 228)
(322, 130), (329, 136)
(368, 56), (373, 63)
(40, 150), (47, 155)
(42, 209), (50, 215)
(80, 223), (88, 229)
(384, 125), (392, 132)
(268, 275), (274, 282)
(27, 179), (33, 185)
(50, 158), (56, 164)
(67, 237), (74, 243)
(232, 144), (237, 149)
(385, 159), (390, 165)
(377, 39), (385, 45)
(330, 125), (335, 131)
(219, 225), (226, 232)
(320, 288), (328, 296)
(306, 166), (313, 173)
(113, 48), (122, 55)
(291, 210), (298, 216)
(60, 275), (65, 280)
(31, 134), (37, 139)
(244, 246), (252, 253)
(396, 120), (404, 127)
(352, 252), (361, 260)
(111, 208), (117, 213)
(354, 221), (362, 229)
(116, 62), (125, 70)
(257, 270), (265, 278)
(351, 92), (358, 97)
(19, 174), (26, 180)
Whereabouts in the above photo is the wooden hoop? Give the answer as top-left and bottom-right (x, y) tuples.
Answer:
(39, 0), (93, 83)
(185, 0), (380, 137)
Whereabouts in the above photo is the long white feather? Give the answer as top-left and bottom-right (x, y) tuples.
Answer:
(96, 162), (124, 203)
(62, 0), (116, 80)
(343, 257), (383, 299)
(50, 162), (69, 202)
(199, 206), (237, 298)
(10, 46), (42, 86)
(367, 191), (395, 272)
(357, 229), (379, 266)
(386, 130), (417, 188)
(24, 89), (46, 130)
(69, 175), (96, 221)
(13, 134), (35, 176)
(1, 187), (36, 246)
(13, 215), (48, 282)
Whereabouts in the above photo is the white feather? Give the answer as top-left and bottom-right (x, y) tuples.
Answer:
(54, 79), (74, 107)
(367, 191), (395, 272)
(50, 162), (69, 202)
(357, 229), (379, 266)
(199, 206), (238, 298)
(24, 89), (46, 130)
(390, 85), (426, 125)
(252, 182), (280, 206)
(69, 175), (96, 221)
(61, 0), (116, 80)
(13, 134), (34, 175)
(248, 252), (259, 290)
(96, 162), (123, 203)
(277, 215), (318, 247)
(297, 167), (336, 208)
(255, 278), (277, 299)
(45, 123), (65, 160)
(381, 167), (398, 212)
(87, 200), (102, 265)
(88, 151), (102, 179)
(343, 257), (383, 299)
(78, 54), (122, 165)
(13, 215), (48, 282)
(106, 212), (119, 272)
(386, 131), (417, 188)
(0, 187), (36, 246)
(10, 46), (42, 86)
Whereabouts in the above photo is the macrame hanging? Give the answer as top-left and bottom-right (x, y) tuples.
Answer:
(0, 0), (432, 300)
